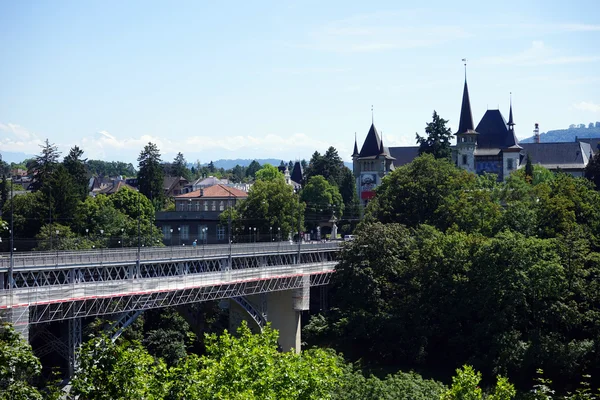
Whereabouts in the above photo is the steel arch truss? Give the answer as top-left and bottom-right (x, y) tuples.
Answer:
(5, 250), (338, 289)
(23, 271), (332, 325)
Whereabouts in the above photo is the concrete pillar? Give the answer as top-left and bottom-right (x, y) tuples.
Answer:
(0, 306), (30, 342)
(229, 277), (310, 353)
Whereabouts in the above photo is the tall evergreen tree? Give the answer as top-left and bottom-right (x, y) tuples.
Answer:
(585, 151), (600, 190)
(63, 146), (89, 200)
(524, 153), (534, 182)
(47, 164), (80, 224)
(137, 142), (164, 204)
(246, 160), (261, 179)
(171, 152), (190, 179)
(416, 110), (454, 160)
(27, 139), (60, 191)
(0, 155), (8, 210)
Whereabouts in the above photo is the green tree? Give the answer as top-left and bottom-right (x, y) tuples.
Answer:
(72, 335), (167, 400)
(230, 164), (246, 183)
(170, 152), (191, 180)
(73, 191), (161, 248)
(441, 365), (516, 400)
(585, 151), (600, 190)
(367, 153), (475, 229)
(63, 145), (89, 200)
(525, 153), (534, 183)
(416, 110), (454, 160)
(237, 177), (304, 241)
(0, 324), (43, 400)
(137, 142), (165, 205)
(304, 147), (345, 187)
(2, 191), (46, 243)
(333, 367), (445, 400)
(35, 222), (89, 250)
(255, 163), (284, 183)
(46, 164), (81, 224)
(168, 322), (344, 400)
(300, 175), (344, 229)
(27, 139), (60, 192)
(141, 308), (195, 367)
(246, 160), (261, 179)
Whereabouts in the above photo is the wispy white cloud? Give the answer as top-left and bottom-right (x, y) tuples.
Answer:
(573, 101), (600, 113)
(301, 12), (469, 53)
(0, 122), (43, 154)
(559, 23), (600, 32)
(272, 67), (350, 75)
(478, 40), (600, 66)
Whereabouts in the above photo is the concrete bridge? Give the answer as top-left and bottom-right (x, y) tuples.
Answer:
(0, 242), (340, 370)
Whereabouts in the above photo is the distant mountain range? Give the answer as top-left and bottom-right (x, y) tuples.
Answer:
(198, 158), (354, 171)
(520, 126), (600, 143)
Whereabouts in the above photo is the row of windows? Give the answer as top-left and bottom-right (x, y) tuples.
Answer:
(463, 155), (515, 170)
(458, 136), (476, 143)
(175, 200), (232, 212)
(359, 160), (386, 172)
(162, 224), (226, 240)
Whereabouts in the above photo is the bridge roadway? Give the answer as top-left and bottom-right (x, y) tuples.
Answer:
(0, 242), (340, 327)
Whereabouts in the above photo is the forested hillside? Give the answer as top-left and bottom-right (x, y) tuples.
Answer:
(521, 123), (600, 143)
(306, 154), (600, 397)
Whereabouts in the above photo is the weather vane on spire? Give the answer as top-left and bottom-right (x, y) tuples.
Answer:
(371, 105), (374, 124)
(462, 58), (467, 79)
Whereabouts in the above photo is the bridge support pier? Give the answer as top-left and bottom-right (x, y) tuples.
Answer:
(0, 306), (30, 342)
(229, 276), (310, 353)
(68, 318), (82, 377)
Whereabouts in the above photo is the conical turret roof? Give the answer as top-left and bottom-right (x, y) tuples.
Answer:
(352, 134), (359, 157)
(359, 123), (382, 157)
(457, 79), (475, 134)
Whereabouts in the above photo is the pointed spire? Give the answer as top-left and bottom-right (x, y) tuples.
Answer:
(457, 70), (475, 135)
(352, 132), (359, 156)
(359, 123), (382, 157)
(508, 92), (515, 129)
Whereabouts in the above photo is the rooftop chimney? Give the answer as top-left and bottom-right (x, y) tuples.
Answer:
(200, 188), (204, 197)
(534, 123), (540, 144)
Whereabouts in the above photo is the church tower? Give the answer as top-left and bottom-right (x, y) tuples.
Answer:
(455, 72), (478, 174)
(354, 120), (395, 206)
(502, 96), (522, 178)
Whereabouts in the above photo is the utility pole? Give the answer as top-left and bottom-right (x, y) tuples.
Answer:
(228, 190), (232, 270)
(297, 207), (302, 264)
(9, 178), (14, 289)
(136, 192), (141, 277)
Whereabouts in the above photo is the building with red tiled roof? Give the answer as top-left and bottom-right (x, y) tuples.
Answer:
(155, 184), (248, 245)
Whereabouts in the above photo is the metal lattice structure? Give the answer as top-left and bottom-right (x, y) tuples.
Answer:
(0, 242), (339, 327)
(233, 296), (267, 328)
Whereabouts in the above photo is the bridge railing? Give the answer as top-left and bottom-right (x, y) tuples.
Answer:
(0, 241), (342, 270)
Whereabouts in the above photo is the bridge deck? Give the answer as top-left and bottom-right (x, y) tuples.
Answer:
(0, 242), (340, 325)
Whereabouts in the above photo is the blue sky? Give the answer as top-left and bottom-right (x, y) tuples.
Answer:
(1, 0), (599, 165)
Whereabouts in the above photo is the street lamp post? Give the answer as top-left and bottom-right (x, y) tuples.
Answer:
(121, 228), (124, 248)
(253, 227), (256, 243)
(178, 227), (181, 247)
(270, 227), (272, 243)
(170, 228), (174, 258)
(55, 230), (59, 264)
(9, 178), (14, 290)
(100, 229), (104, 264)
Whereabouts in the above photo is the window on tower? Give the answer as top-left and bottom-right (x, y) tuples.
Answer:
(507, 158), (514, 170)
(462, 155), (467, 165)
